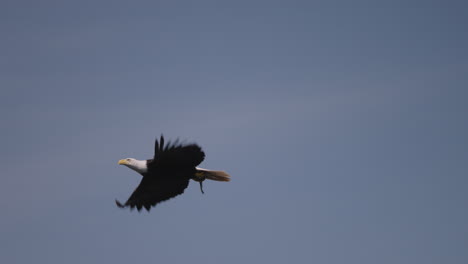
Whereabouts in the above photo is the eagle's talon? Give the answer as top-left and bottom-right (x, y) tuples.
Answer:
(199, 181), (205, 194)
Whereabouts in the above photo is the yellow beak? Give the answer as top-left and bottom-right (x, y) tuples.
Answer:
(118, 159), (128, 165)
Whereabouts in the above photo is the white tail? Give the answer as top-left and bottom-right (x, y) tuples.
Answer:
(196, 168), (231, 182)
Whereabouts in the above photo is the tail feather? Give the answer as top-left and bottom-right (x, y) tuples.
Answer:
(197, 168), (231, 182)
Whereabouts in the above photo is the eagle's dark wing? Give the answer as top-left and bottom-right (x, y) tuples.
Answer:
(151, 135), (205, 168)
(115, 171), (190, 211)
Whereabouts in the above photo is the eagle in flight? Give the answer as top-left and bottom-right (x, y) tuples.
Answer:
(116, 135), (230, 211)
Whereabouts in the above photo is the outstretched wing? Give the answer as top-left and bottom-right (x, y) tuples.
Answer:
(152, 135), (205, 168)
(116, 171), (190, 211)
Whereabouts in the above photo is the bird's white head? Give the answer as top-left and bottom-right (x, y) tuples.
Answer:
(118, 158), (148, 174)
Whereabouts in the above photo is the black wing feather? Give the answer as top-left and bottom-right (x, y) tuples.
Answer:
(116, 172), (190, 211)
(152, 136), (205, 168)
(154, 137), (159, 157)
(159, 135), (165, 152)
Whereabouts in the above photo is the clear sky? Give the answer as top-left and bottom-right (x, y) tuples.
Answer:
(1, 1), (467, 263)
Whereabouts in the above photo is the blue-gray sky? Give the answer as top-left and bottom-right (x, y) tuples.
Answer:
(1, 1), (467, 263)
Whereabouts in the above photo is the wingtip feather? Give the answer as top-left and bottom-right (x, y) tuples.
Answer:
(115, 200), (125, 208)
(160, 135), (165, 152)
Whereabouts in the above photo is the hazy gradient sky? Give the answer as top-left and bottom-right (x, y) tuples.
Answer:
(1, 1), (467, 263)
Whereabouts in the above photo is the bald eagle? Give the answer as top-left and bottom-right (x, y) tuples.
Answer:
(116, 135), (230, 211)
